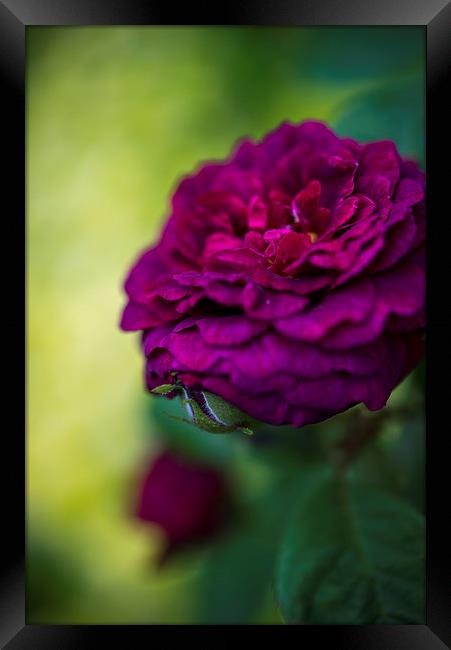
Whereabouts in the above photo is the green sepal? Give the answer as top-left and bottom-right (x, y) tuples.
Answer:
(151, 383), (179, 396)
(181, 391), (256, 436)
(151, 382), (256, 436)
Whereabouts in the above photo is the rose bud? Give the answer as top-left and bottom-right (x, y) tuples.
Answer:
(135, 450), (229, 557)
(121, 121), (425, 428)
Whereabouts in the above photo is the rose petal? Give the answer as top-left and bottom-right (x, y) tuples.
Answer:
(197, 315), (267, 346)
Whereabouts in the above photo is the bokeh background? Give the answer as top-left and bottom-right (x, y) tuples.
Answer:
(27, 26), (425, 624)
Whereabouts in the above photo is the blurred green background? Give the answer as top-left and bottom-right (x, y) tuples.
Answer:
(27, 27), (425, 624)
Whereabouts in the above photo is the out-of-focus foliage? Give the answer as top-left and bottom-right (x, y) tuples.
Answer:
(27, 27), (425, 624)
(276, 471), (425, 624)
(335, 78), (425, 168)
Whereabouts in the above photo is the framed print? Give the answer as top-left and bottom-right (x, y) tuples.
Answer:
(1, 0), (450, 646)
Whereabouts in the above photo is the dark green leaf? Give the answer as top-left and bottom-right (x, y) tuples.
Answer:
(276, 471), (425, 624)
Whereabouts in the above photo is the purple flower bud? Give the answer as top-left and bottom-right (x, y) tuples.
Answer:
(136, 450), (228, 554)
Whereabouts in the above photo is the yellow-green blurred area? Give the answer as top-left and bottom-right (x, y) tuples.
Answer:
(27, 27), (425, 624)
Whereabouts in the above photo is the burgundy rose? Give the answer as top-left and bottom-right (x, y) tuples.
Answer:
(136, 450), (228, 552)
(121, 121), (425, 427)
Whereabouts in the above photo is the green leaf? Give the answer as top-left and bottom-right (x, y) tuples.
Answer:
(276, 471), (425, 624)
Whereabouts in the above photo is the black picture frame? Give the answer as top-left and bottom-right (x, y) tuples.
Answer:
(2, 0), (450, 646)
